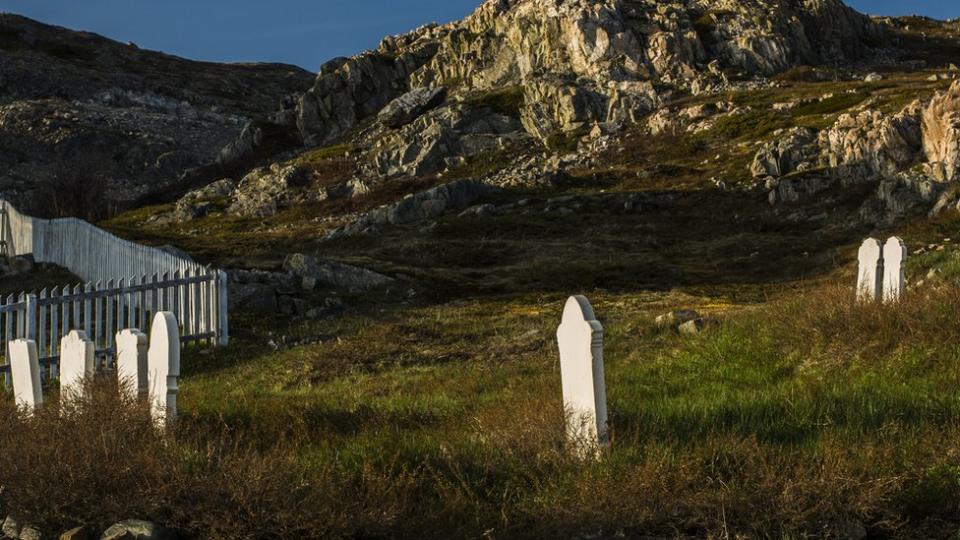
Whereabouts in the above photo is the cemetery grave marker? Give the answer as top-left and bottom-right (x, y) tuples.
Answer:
(557, 295), (609, 458)
(9, 339), (41, 410)
(857, 238), (883, 302)
(147, 312), (180, 424)
(59, 330), (94, 400)
(883, 236), (907, 303)
(116, 329), (148, 400)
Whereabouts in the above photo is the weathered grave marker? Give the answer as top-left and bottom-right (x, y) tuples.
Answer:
(116, 329), (148, 400)
(59, 330), (94, 400)
(147, 312), (180, 424)
(9, 339), (42, 410)
(557, 295), (608, 458)
(883, 236), (907, 303)
(857, 238), (883, 302)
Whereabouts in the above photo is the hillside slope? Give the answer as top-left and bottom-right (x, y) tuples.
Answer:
(0, 13), (314, 216)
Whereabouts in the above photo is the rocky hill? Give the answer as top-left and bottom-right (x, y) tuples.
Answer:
(2, 1), (959, 307)
(0, 13), (314, 217)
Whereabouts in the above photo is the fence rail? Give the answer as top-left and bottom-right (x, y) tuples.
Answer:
(0, 200), (228, 378)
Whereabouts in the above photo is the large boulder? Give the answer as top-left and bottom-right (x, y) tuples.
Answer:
(283, 254), (394, 291)
(751, 127), (817, 178)
(767, 170), (837, 204)
(324, 179), (498, 239)
(100, 519), (176, 540)
(860, 171), (945, 225)
(171, 178), (235, 222)
(368, 105), (524, 178)
(228, 164), (306, 218)
(922, 81), (960, 182)
(378, 87), (447, 128)
(816, 104), (923, 177)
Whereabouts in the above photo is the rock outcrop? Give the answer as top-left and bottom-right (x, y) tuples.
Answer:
(293, 0), (882, 150)
(379, 87), (448, 128)
(229, 164), (308, 218)
(367, 104), (526, 178)
(817, 106), (923, 177)
(751, 127), (817, 178)
(283, 253), (395, 291)
(922, 81), (960, 182)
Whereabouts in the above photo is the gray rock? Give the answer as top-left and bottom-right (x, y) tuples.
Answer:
(283, 254), (394, 291)
(100, 520), (175, 540)
(817, 104), (923, 178)
(216, 121), (263, 165)
(2, 517), (19, 539)
(170, 179), (236, 223)
(229, 164), (306, 218)
(678, 319), (705, 335)
(373, 180), (495, 225)
(863, 72), (883, 82)
(378, 87), (447, 128)
(19, 526), (41, 540)
(750, 127), (817, 178)
(767, 170), (837, 205)
(60, 526), (94, 540)
(922, 80), (960, 182)
(458, 204), (498, 218)
(655, 310), (700, 330)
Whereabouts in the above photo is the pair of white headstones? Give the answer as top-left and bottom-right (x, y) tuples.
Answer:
(557, 295), (608, 458)
(858, 237), (907, 303)
(9, 311), (180, 424)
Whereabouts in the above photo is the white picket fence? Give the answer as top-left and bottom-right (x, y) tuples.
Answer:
(0, 269), (226, 377)
(0, 200), (228, 379)
(2, 199), (207, 283)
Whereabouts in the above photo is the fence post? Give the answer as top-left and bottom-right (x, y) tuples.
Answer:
(25, 293), (37, 342)
(217, 270), (229, 346)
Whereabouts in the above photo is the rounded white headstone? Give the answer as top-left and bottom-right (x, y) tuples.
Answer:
(59, 330), (94, 400)
(857, 238), (883, 302)
(556, 295), (608, 457)
(9, 339), (42, 410)
(882, 236), (907, 303)
(147, 312), (180, 423)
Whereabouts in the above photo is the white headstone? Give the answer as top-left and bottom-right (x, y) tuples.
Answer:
(883, 236), (907, 303)
(59, 330), (95, 400)
(9, 339), (42, 410)
(857, 238), (883, 302)
(557, 295), (608, 458)
(116, 329), (148, 400)
(147, 312), (180, 424)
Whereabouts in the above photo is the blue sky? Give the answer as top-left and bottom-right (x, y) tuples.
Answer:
(0, 0), (956, 72)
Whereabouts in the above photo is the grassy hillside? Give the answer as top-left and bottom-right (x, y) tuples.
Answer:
(6, 247), (960, 537)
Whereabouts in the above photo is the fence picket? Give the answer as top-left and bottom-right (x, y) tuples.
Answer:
(83, 282), (93, 338)
(38, 288), (47, 362)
